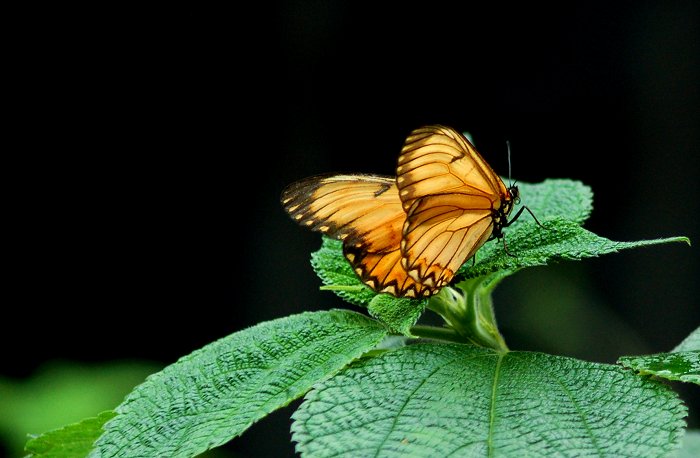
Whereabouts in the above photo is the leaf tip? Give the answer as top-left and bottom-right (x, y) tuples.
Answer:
(668, 236), (691, 246)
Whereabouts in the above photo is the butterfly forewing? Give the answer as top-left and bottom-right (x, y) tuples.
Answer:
(397, 125), (505, 212)
(282, 175), (396, 243)
(396, 125), (511, 286)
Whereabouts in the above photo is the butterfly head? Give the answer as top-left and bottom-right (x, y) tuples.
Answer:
(508, 184), (521, 206)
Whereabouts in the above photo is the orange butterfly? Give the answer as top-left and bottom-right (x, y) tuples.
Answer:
(281, 125), (528, 298)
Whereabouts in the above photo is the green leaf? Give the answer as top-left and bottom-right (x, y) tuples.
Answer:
(618, 351), (700, 385)
(677, 431), (700, 458)
(292, 343), (686, 457)
(367, 294), (427, 336)
(619, 326), (700, 385)
(513, 178), (594, 225)
(25, 411), (116, 458)
(92, 310), (387, 458)
(312, 237), (427, 336)
(459, 178), (687, 278)
(311, 237), (375, 306)
(674, 327), (700, 352)
(460, 217), (689, 279)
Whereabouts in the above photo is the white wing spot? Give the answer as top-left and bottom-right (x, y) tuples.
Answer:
(381, 285), (396, 295)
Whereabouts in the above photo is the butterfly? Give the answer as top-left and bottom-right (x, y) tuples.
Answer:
(281, 125), (532, 298)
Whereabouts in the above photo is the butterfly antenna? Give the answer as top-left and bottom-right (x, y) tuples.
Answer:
(506, 140), (513, 188)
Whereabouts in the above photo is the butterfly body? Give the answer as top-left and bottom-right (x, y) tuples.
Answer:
(281, 125), (518, 298)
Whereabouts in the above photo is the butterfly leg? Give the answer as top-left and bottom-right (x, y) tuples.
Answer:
(505, 205), (546, 229)
(502, 235), (517, 257)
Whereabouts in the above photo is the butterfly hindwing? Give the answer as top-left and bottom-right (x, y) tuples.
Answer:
(281, 174), (436, 297)
(400, 196), (495, 286)
(343, 246), (433, 298)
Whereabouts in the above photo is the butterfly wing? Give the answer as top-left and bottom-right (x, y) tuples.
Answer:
(281, 174), (399, 243)
(396, 125), (510, 287)
(281, 174), (433, 297)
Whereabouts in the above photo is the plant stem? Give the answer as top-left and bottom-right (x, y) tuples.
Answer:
(426, 271), (513, 353)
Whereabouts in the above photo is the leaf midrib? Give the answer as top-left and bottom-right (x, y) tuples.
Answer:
(486, 352), (505, 458)
(510, 353), (605, 456)
(371, 352), (489, 458)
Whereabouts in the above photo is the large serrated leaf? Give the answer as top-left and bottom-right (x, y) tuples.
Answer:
(91, 310), (387, 458)
(460, 218), (689, 279)
(292, 343), (686, 457)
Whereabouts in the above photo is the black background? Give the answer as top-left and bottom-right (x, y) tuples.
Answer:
(5, 2), (699, 457)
